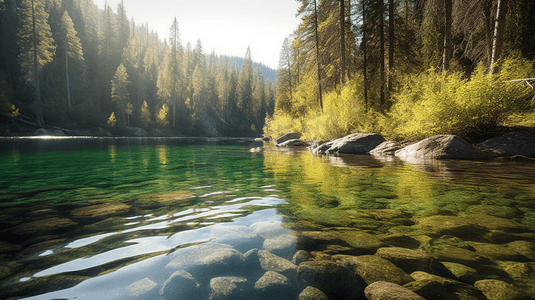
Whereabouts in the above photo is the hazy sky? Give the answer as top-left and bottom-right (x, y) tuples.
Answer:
(94, 0), (301, 69)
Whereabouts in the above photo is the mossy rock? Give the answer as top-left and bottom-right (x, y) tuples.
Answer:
(466, 205), (519, 219)
(333, 254), (414, 286)
(380, 234), (421, 249)
(496, 261), (535, 297)
(339, 231), (387, 255)
(440, 262), (479, 284)
(474, 279), (525, 300)
(133, 190), (195, 209)
(376, 247), (433, 274)
(298, 286), (330, 300)
(468, 241), (532, 262)
(408, 271), (487, 300)
(71, 203), (131, 221)
(7, 217), (77, 238)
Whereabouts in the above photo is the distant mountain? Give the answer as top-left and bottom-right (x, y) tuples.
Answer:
(217, 55), (277, 83)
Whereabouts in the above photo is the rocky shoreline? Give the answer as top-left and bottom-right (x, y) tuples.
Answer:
(273, 130), (535, 161)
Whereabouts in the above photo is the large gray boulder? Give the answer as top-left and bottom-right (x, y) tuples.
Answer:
(262, 234), (297, 259)
(299, 286), (330, 300)
(275, 132), (302, 144)
(395, 134), (485, 160)
(365, 281), (426, 300)
(333, 254), (414, 286)
(314, 133), (386, 155)
(254, 271), (296, 299)
(477, 130), (535, 157)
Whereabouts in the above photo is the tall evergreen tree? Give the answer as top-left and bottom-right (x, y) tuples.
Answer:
(60, 10), (83, 113)
(18, 0), (56, 125)
(237, 46), (254, 133)
(111, 63), (130, 126)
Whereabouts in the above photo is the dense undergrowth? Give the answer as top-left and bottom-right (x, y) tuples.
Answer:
(264, 56), (535, 142)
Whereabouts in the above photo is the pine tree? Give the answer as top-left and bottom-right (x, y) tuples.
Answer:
(18, 0), (56, 126)
(60, 10), (83, 113)
(111, 63), (130, 126)
(237, 46), (254, 133)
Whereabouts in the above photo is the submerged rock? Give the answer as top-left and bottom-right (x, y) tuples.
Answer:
(166, 243), (247, 281)
(209, 276), (249, 300)
(333, 254), (414, 286)
(474, 279), (524, 300)
(376, 247), (433, 273)
(275, 132), (302, 145)
(262, 234), (297, 259)
(258, 250), (298, 281)
(254, 271), (291, 296)
(70, 203), (131, 220)
(314, 133), (386, 155)
(440, 262), (478, 284)
(408, 271), (487, 300)
(128, 278), (157, 297)
(160, 270), (200, 298)
(365, 281), (426, 300)
(297, 259), (365, 299)
(477, 130), (535, 157)
(395, 134), (485, 160)
(299, 286), (330, 300)
(8, 217), (77, 237)
(209, 224), (263, 253)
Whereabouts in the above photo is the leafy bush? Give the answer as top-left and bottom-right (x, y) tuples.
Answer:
(381, 56), (535, 140)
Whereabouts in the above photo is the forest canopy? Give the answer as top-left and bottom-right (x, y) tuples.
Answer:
(0, 0), (276, 136)
(266, 0), (535, 141)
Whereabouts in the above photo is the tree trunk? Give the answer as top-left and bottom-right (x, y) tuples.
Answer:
(489, 0), (508, 75)
(339, 0), (346, 86)
(313, 0), (323, 110)
(31, 0), (44, 126)
(362, 0), (368, 113)
(173, 99), (176, 128)
(388, 0), (394, 94)
(379, 0), (385, 108)
(65, 39), (71, 113)
(443, 0), (452, 72)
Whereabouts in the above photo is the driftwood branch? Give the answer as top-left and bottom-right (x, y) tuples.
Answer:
(504, 78), (535, 89)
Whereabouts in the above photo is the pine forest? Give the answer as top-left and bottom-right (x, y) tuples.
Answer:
(1, 0), (535, 139)
(267, 0), (535, 142)
(0, 0), (276, 136)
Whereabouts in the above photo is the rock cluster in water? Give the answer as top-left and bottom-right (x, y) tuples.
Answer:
(273, 130), (535, 160)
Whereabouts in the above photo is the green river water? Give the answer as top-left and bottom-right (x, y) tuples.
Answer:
(0, 137), (534, 299)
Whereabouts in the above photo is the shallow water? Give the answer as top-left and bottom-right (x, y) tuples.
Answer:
(0, 137), (534, 299)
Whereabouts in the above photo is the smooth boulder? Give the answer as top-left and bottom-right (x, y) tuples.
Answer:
(277, 139), (310, 148)
(276, 132), (302, 144)
(365, 281), (426, 300)
(315, 133), (386, 155)
(209, 276), (249, 300)
(395, 134), (484, 160)
(370, 140), (402, 155)
(477, 130), (535, 157)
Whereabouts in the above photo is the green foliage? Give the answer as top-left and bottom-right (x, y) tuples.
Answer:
(111, 63), (130, 108)
(0, 91), (19, 123)
(382, 56), (535, 140)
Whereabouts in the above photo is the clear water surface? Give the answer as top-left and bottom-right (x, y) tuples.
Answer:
(0, 137), (534, 299)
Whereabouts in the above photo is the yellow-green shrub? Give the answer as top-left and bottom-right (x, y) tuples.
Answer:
(382, 56), (534, 140)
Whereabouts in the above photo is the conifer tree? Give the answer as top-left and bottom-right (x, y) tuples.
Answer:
(111, 63), (130, 126)
(237, 46), (254, 133)
(18, 0), (56, 126)
(60, 10), (84, 113)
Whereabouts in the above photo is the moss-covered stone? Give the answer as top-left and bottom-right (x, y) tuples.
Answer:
(440, 262), (479, 284)
(333, 254), (414, 286)
(496, 261), (535, 297)
(7, 217), (77, 238)
(409, 271), (487, 300)
(365, 281), (426, 300)
(468, 241), (531, 262)
(297, 259), (365, 300)
(380, 234), (421, 249)
(298, 286), (330, 300)
(71, 203), (131, 220)
(474, 279), (525, 300)
(376, 247), (433, 273)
